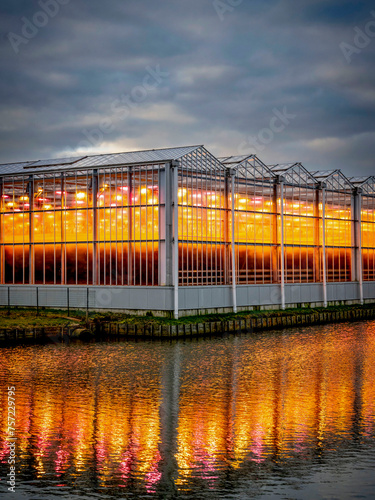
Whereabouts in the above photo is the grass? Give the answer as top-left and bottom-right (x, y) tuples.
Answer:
(0, 302), (374, 329)
(110, 302), (375, 326)
(0, 308), (83, 329)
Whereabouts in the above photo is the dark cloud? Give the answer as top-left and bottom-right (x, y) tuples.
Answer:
(0, 0), (374, 176)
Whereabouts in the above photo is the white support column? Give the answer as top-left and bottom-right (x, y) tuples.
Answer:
(127, 168), (133, 285)
(279, 177), (285, 310)
(351, 189), (356, 283)
(321, 184), (327, 307)
(355, 188), (364, 304)
(92, 170), (98, 285)
(60, 174), (66, 285)
(158, 163), (173, 287)
(28, 175), (35, 285)
(172, 163), (179, 319)
(313, 185), (320, 283)
(0, 178), (3, 284)
(224, 170), (230, 285)
(272, 182), (279, 283)
(230, 170), (237, 313)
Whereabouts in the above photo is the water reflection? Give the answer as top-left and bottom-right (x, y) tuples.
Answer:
(0, 321), (375, 498)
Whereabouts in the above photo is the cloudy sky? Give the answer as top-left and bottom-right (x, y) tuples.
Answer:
(0, 0), (374, 176)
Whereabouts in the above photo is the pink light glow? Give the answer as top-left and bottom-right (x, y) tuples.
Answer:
(145, 450), (162, 492)
(55, 446), (70, 475)
(119, 450), (132, 480)
(250, 426), (266, 463)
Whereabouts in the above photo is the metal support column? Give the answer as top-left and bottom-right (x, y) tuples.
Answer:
(92, 170), (98, 285)
(158, 163), (173, 287)
(272, 181), (279, 283)
(230, 170), (237, 313)
(278, 176), (285, 310)
(351, 189), (356, 284)
(60, 174), (66, 284)
(27, 175), (34, 285)
(224, 170), (230, 285)
(128, 167), (133, 285)
(172, 163), (179, 319)
(354, 188), (364, 304)
(313, 184), (321, 283)
(321, 184), (327, 307)
(0, 178), (3, 284)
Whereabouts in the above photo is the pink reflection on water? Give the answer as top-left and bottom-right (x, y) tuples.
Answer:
(145, 450), (162, 492)
(250, 425), (266, 463)
(118, 450), (132, 481)
(55, 445), (70, 475)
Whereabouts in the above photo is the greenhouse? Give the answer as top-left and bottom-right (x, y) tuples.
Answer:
(0, 145), (374, 317)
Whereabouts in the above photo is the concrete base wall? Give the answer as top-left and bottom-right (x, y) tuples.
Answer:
(0, 285), (174, 317)
(178, 281), (375, 316)
(0, 281), (374, 317)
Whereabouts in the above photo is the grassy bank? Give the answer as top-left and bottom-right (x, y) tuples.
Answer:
(1, 302), (375, 330)
(0, 308), (83, 329)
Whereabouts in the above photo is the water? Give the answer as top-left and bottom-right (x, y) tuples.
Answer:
(1, 321), (375, 499)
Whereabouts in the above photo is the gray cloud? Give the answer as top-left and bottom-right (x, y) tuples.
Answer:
(0, 0), (374, 176)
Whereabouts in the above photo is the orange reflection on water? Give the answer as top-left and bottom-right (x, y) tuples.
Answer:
(0, 322), (374, 493)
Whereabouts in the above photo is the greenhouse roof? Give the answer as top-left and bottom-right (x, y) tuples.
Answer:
(0, 145), (203, 176)
(219, 154), (274, 180)
(350, 176), (374, 185)
(269, 162), (317, 185)
(311, 169), (354, 190)
(350, 176), (375, 196)
(0, 146), (368, 185)
(219, 154), (259, 165)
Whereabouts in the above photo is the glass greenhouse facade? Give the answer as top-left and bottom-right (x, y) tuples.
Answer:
(0, 145), (374, 317)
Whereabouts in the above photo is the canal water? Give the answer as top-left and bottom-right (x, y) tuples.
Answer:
(1, 320), (375, 499)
